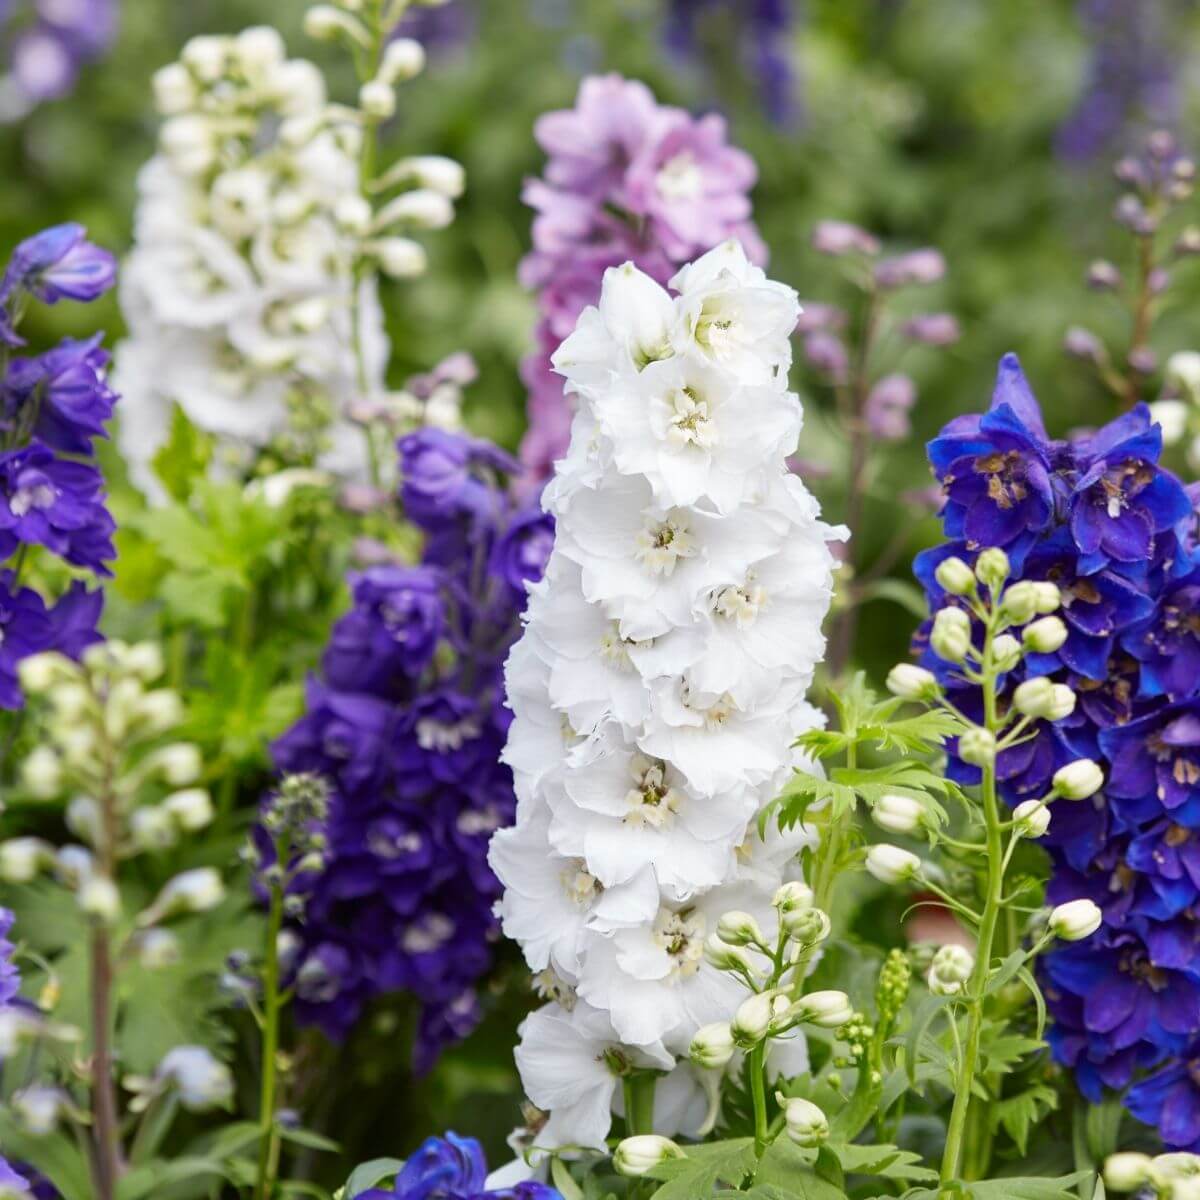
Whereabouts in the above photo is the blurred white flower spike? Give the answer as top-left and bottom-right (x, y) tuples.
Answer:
(490, 241), (844, 1149)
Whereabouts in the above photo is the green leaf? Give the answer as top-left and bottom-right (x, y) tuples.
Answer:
(160, 569), (228, 629)
(968, 1172), (1093, 1199)
(989, 1083), (1060, 1155)
(551, 1158), (586, 1200)
(906, 993), (952, 1085)
(645, 1137), (756, 1199)
(276, 1125), (340, 1153)
(152, 404), (214, 502)
(1018, 965), (1049, 1039)
(0, 1120), (93, 1200)
(116, 1155), (236, 1199)
(824, 1142), (937, 1182)
(344, 1158), (406, 1197)
(857, 577), (929, 618)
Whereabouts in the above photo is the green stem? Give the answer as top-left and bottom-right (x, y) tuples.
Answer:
(625, 1071), (657, 1136)
(254, 881), (285, 1200)
(749, 1043), (769, 1157)
(939, 633), (1005, 1190)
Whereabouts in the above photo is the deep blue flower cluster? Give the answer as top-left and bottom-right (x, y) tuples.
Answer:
(0, 907), (30, 1195)
(915, 353), (1200, 1148)
(358, 1132), (559, 1200)
(0, 223), (116, 709)
(272, 429), (553, 1070)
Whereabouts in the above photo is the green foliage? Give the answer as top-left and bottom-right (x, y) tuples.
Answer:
(645, 1138), (758, 1197)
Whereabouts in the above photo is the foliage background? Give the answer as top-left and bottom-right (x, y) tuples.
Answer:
(3, 0), (1199, 1176)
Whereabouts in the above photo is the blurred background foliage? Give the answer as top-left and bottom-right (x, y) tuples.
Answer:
(4, 0), (1200, 1174)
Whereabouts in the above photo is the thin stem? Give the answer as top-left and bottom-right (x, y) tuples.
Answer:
(749, 1043), (769, 1157)
(1123, 231), (1155, 409)
(939, 624), (1005, 1189)
(254, 879), (285, 1200)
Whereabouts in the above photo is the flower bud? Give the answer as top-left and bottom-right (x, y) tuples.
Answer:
(1049, 899), (1103, 942)
(1023, 616), (1068, 654)
(795, 990), (854, 1028)
(1150, 399), (1189, 446)
(886, 663), (939, 701)
(934, 556), (976, 596)
(359, 79), (396, 119)
(21, 746), (62, 798)
(152, 62), (196, 115)
(975, 547), (1010, 591)
(334, 194), (372, 236)
(871, 793), (925, 836)
(125, 643), (165, 682)
(373, 189), (455, 232)
(931, 607), (972, 663)
(379, 37), (426, 84)
(717, 910), (766, 948)
(0, 838), (53, 883)
(405, 155), (466, 198)
(156, 1046), (234, 1111)
(1012, 799), (1050, 839)
(958, 727), (996, 768)
(164, 789), (215, 832)
(991, 634), (1022, 673)
(690, 1021), (736, 1069)
(1001, 581), (1039, 625)
(1150, 1153), (1200, 1191)
(1053, 759), (1104, 801)
(865, 844), (921, 885)
(303, 5), (369, 46)
(139, 868), (225, 926)
(370, 237), (428, 279)
(136, 689), (185, 734)
(927, 944), (974, 996)
(13, 1085), (63, 1135)
(51, 680), (91, 722)
(1031, 582), (1061, 613)
(65, 796), (102, 845)
(782, 907), (831, 945)
(234, 25), (286, 76)
(703, 934), (755, 975)
(781, 1096), (829, 1148)
(731, 991), (776, 1047)
(78, 877), (121, 923)
(1103, 1152), (1153, 1192)
(153, 743), (203, 786)
(18, 651), (73, 695)
(772, 881), (814, 913)
(136, 929), (182, 970)
(1013, 678), (1076, 722)
(614, 1135), (684, 1178)
(130, 806), (178, 852)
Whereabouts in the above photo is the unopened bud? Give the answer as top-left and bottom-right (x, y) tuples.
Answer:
(372, 189), (455, 232)
(614, 1135), (684, 1178)
(1012, 799), (1050, 839)
(886, 663), (939, 701)
(782, 907), (831, 945)
(974, 547), (1010, 591)
(717, 910), (766, 948)
(130, 806), (177, 852)
(703, 934), (755, 975)
(927, 944), (974, 997)
(379, 38), (426, 84)
(164, 789), (214, 832)
(78, 877), (121, 923)
(934, 556), (976, 596)
(1049, 899), (1103, 942)
(152, 62), (196, 115)
(1053, 759), (1104, 801)
(689, 1021), (735, 1069)
(1103, 1152), (1153, 1192)
(871, 793), (925, 836)
(1000, 580), (1039, 625)
(359, 79), (396, 120)
(1023, 616), (1068, 654)
(772, 881), (814, 913)
(21, 746), (63, 798)
(991, 634), (1022, 673)
(865, 844), (921, 885)
(136, 929), (182, 969)
(139, 868), (225, 926)
(1012, 677), (1076, 722)
(796, 990), (854, 1029)
(731, 991), (777, 1047)
(303, 5), (369, 46)
(1031, 582), (1061, 613)
(958, 727), (996, 768)
(370, 237), (427, 278)
(931, 607), (972, 663)
(154, 743), (203, 786)
(0, 838), (53, 883)
(18, 651), (73, 695)
(781, 1096), (829, 1147)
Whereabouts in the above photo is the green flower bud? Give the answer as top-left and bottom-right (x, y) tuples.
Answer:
(934, 556), (976, 596)
(975, 547), (1011, 592)
(1000, 580), (1039, 625)
(1023, 616), (1068, 654)
(717, 910), (766, 948)
(991, 634), (1022, 673)
(689, 1021), (735, 1069)
(958, 727), (997, 767)
(1102, 1152), (1153, 1192)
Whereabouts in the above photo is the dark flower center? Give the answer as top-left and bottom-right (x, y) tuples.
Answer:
(974, 450), (1028, 510)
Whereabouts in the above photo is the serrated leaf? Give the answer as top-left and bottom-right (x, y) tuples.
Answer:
(344, 1158), (406, 1197)
(824, 1141), (937, 1182)
(906, 993), (953, 1085)
(646, 1138), (756, 1199)
(152, 403), (213, 502)
(968, 1171), (1092, 1199)
(989, 1083), (1059, 1155)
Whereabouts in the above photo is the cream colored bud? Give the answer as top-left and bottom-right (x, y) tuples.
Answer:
(153, 743), (203, 786)
(379, 38), (425, 84)
(370, 237), (428, 278)
(136, 929), (182, 969)
(731, 991), (777, 1047)
(152, 62), (196, 114)
(135, 689), (184, 734)
(65, 796), (102, 845)
(1053, 759), (1104, 801)
(164, 789), (214, 832)
(334, 194), (372, 235)
(359, 80), (396, 120)
(689, 1021), (735, 1069)
(871, 793), (924, 836)
(1012, 799), (1050, 839)
(18, 651), (72, 695)
(303, 5), (370, 46)
(180, 34), (229, 81)
(234, 26), (286, 76)
(0, 838), (53, 883)
(1049, 899), (1103, 942)
(782, 906), (831, 945)
(78, 876), (121, 923)
(975, 547), (1010, 591)
(717, 910), (766, 948)
(958, 727), (996, 767)
(991, 634), (1022, 673)
(702, 934), (755, 975)
(613, 1135), (683, 1178)
(50, 680), (91, 721)
(125, 643), (165, 682)
(21, 746), (63, 798)
(781, 1096), (829, 1148)
(1023, 616), (1068, 654)
(1031, 582), (1061, 613)
(140, 868), (225, 926)
(1151, 399), (1189, 445)
(130, 806), (178, 852)
(930, 607), (971, 663)
(934, 555), (975, 596)
(772, 881), (814, 913)
(1103, 1152), (1153, 1192)
(927, 944), (974, 997)
(372, 189), (454, 232)
(160, 115), (215, 174)
(795, 990), (854, 1029)
(270, 59), (326, 115)
(865, 844), (921, 885)
(1000, 580), (1039, 625)
(885, 663), (938, 701)
(406, 155), (465, 198)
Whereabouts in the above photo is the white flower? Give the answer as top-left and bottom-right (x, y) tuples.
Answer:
(156, 1046), (234, 1111)
(514, 1001), (672, 1150)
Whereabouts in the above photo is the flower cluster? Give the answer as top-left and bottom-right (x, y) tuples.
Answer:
(914, 352), (1200, 1148)
(0, 908), (28, 1197)
(114, 21), (462, 495)
(357, 1132), (559, 1199)
(270, 430), (551, 1069)
(0, 222), (116, 710)
(0, 0), (117, 122)
(664, 0), (800, 125)
(492, 242), (841, 1148)
(517, 73), (765, 485)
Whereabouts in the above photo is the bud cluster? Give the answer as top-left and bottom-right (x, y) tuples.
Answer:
(1105, 1149), (1200, 1199)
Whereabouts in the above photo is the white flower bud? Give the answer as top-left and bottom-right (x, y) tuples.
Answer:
(234, 26), (286, 77)
(359, 79), (396, 120)
(886, 663), (939, 701)
(1103, 1152), (1153, 1192)
(731, 991), (776, 1047)
(303, 5), (369, 46)
(934, 556), (976, 596)
(1023, 616), (1068, 654)
(372, 189), (454, 232)
(927, 944), (974, 996)
(781, 1096), (829, 1148)
(125, 643), (165, 682)
(136, 689), (184, 735)
(1031, 582), (1061, 614)
(56, 724), (98, 769)
(139, 868), (225, 926)
(1053, 759), (1105, 801)
(66, 796), (102, 845)
(334, 194), (373, 236)
(370, 237), (428, 279)
(136, 929), (182, 970)
(405, 155), (465, 198)
(160, 114), (216, 174)
(289, 296), (331, 334)
(180, 34), (229, 81)
(152, 743), (203, 786)
(21, 746), (62, 798)
(991, 634), (1022, 673)
(717, 910), (766, 948)
(151, 62), (196, 115)
(50, 680), (91, 722)
(54, 845), (94, 887)
(1151, 399), (1189, 445)
(689, 1021), (735, 1069)
(1049, 899), (1103, 942)
(164, 789), (214, 832)
(703, 933), (755, 975)
(0, 838), (53, 883)
(1012, 799), (1050, 839)
(958, 727), (997, 768)
(865, 844), (921, 885)
(795, 990), (854, 1029)
(270, 59), (326, 115)
(614, 1135), (683, 1178)
(772, 881), (814, 913)
(1012, 677), (1070, 720)
(1000, 580), (1039, 625)
(930, 607), (972, 663)
(13, 1085), (63, 1135)
(871, 793), (925, 836)
(78, 876), (121, 923)
(975, 547), (1010, 591)
(1151, 1153), (1200, 1191)
(18, 651), (73, 695)
(156, 1046), (234, 1111)
(782, 906), (831, 945)
(130, 806), (178, 852)
(379, 38), (426, 84)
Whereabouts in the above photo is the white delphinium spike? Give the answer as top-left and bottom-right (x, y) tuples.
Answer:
(490, 242), (843, 1149)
